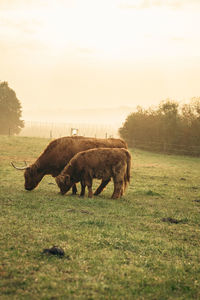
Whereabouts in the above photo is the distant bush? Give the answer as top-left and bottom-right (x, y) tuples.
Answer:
(119, 98), (200, 156)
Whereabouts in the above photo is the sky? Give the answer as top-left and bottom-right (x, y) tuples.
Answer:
(1, 0), (200, 122)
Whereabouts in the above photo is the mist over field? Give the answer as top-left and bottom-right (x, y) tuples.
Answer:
(22, 106), (134, 124)
(1, 0), (200, 128)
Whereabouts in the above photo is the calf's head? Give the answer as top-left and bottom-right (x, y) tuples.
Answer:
(56, 174), (73, 195)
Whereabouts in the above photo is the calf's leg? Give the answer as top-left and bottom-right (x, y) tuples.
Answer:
(111, 178), (124, 199)
(87, 185), (93, 198)
(120, 185), (124, 197)
(120, 179), (127, 197)
(86, 178), (93, 198)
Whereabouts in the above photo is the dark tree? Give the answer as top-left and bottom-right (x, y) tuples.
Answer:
(0, 81), (24, 135)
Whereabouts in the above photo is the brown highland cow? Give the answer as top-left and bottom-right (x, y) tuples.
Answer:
(56, 148), (131, 199)
(11, 136), (127, 194)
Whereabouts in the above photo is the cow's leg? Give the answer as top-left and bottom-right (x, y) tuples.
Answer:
(72, 184), (77, 195)
(83, 172), (93, 198)
(87, 179), (93, 198)
(80, 180), (86, 197)
(94, 179), (111, 196)
(111, 178), (123, 199)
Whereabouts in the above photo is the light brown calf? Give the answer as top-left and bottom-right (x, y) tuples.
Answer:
(56, 148), (131, 199)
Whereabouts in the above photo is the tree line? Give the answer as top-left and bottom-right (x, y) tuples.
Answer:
(119, 99), (200, 156)
(1, 81), (200, 156)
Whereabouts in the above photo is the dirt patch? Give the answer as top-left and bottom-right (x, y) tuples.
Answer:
(42, 246), (67, 258)
(162, 217), (184, 224)
(66, 208), (94, 215)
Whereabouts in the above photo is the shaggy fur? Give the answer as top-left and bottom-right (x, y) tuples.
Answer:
(23, 136), (127, 191)
(56, 148), (131, 199)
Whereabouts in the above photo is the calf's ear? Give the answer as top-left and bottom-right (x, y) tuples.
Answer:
(65, 174), (70, 185)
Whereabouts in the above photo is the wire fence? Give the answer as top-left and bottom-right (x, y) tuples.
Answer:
(132, 139), (200, 156)
(18, 121), (120, 139)
(9, 122), (200, 156)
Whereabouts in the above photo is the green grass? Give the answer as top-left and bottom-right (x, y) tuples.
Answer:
(0, 135), (200, 299)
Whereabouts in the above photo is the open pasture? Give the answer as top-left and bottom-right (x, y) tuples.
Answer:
(0, 136), (200, 299)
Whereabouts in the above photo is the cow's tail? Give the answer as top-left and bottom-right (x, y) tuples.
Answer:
(124, 149), (131, 190)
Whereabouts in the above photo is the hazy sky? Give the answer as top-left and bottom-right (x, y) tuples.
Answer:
(1, 0), (200, 121)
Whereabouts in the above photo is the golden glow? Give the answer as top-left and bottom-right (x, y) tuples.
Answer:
(0, 0), (200, 121)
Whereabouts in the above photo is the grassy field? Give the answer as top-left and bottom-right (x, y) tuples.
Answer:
(0, 135), (200, 299)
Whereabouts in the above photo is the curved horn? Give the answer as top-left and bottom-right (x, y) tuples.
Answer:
(10, 161), (28, 170)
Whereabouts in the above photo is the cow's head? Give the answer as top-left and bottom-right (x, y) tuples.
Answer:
(24, 166), (45, 190)
(11, 162), (44, 191)
(56, 174), (73, 195)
